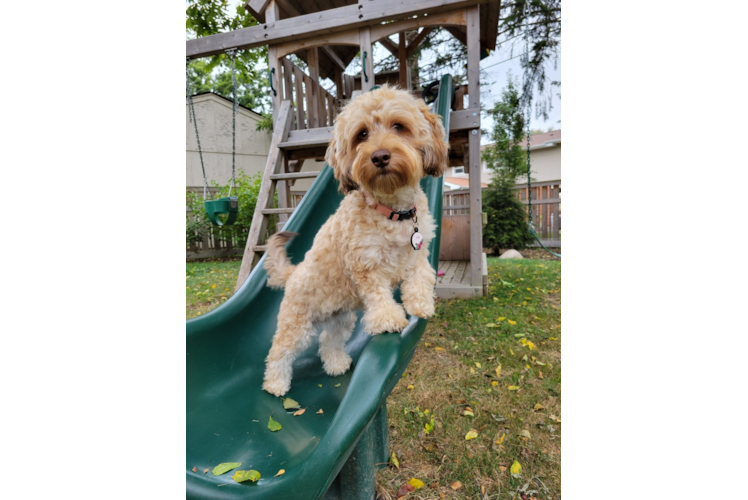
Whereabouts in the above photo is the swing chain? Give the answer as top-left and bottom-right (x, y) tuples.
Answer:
(186, 57), (210, 200)
(226, 48), (238, 198)
(523, 2), (533, 229)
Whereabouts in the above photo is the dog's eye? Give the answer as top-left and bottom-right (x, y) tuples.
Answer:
(357, 130), (368, 141)
(393, 123), (403, 132)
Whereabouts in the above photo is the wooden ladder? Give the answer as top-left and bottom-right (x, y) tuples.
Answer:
(235, 100), (332, 290)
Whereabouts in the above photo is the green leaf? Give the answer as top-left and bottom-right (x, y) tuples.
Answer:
(212, 462), (241, 476)
(282, 397), (300, 410)
(424, 417), (435, 434)
(232, 470), (261, 483)
(268, 415), (282, 432)
(335, 383), (341, 388)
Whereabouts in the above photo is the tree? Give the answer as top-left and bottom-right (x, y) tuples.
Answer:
(186, 1), (272, 130)
(481, 75), (534, 253)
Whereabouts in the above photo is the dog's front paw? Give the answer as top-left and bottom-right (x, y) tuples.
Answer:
(321, 348), (353, 376)
(404, 297), (435, 319)
(363, 304), (409, 335)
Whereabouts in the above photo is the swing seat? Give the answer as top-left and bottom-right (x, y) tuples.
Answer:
(205, 196), (239, 226)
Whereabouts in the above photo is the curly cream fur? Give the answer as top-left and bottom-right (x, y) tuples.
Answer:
(262, 86), (449, 397)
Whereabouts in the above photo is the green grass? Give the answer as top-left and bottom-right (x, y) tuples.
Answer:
(184, 257), (561, 498)
(377, 257), (561, 499)
(185, 259), (241, 319)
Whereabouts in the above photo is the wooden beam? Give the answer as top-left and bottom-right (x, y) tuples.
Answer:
(406, 27), (434, 58)
(359, 28), (373, 92)
(398, 32), (408, 89)
(187, 0), (489, 59)
(445, 26), (467, 45)
(449, 108), (480, 131)
(247, 0), (271, 16)
(378, 37), (399, 57)
(276, 31), (359, 59)
(274, 0), (301, 17)
(371, 9), (467, 44)
(266, 1), (281, 121)
(466, 4), (482, 288)
(320, 46), (347, 71)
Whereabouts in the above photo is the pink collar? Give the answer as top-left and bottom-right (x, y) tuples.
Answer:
(372, 203), (417, 221)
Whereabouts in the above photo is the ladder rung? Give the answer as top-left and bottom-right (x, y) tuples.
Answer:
(261, 208), (295, 215)
(253, 245), (267, 252)
(269, 171), (320, 181)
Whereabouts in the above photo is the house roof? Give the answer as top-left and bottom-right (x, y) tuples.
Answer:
(189, 91), (265, 118)
(444, 177), (488, 189)
(481, 129), (561, 151)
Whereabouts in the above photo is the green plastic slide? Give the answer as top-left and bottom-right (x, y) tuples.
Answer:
(186, 75), (453, 499)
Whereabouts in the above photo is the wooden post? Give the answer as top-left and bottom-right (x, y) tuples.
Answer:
(334, 67), (343, 99)
(359, 27), (373, 92)
(398, 32), (408, 89)
(307, 47), (321, 128)
(466, 4), (482, 288)
(267, 1), (281, 127)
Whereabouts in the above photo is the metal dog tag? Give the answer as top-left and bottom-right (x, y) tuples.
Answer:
(411, 229), (423, 250)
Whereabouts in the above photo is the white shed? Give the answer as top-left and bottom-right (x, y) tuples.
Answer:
(186, 92), (272, 189)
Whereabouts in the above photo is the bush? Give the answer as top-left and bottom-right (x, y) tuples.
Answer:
(482, 179), (534, 254)
(186, 170), (275, 249)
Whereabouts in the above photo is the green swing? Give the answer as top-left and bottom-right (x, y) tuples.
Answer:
(186, 49), (240, 226)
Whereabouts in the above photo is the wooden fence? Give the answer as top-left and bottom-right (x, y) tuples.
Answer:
(514, 182), (561, 246)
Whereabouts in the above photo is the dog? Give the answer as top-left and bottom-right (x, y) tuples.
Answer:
(261, 85), (449, 397)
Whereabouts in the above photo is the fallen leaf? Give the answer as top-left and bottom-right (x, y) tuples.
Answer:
(335, 383), (341, 388)
(495, 433), (506, 445)
(316, 409), (324, 414)
(203, 468), (209, 474)
(293, 408), (306, 416)
(519, 429), (532, 439)
(465, 429), (479, 440)
(451, 481), (463, 490)
(448, 373), (452, 379)
(407, 478), (425, 490)
(282, 398), (300, 410)
(485, 323), (496, 327)
(475, 362), (482, 368)
(397, 483), (415, 497)
(510, 461), (522, 476)
(232, 470), (261, 483)
(495, 364), (502, 378)
(499, 466), (507, 472)
(498, 317), (506, 321)
(538, 371), (544, 379)
(390, 451), (400, 469)
(527, 341), (536, 350)
(318, 384), (323, 387)
(507, 320), (517, 325)
(268, 415), (282, 432)
(424, 417), (435, 434)
(508, 386), (520, 391)
(435, 347), (445, 351)
(534, 403), (544, 411)
(212, 462), (242, 476)
(407, 384), (415, 390)
(491, 381), (498, 386)
(274, 469), (285, 478)
(424, 342), (430, 347)
(442, 322), (449, 328)
(510, 349), (515, 355)
(492, 414), (508, 423)
(192, 467), (197, 473)
(549, 414), (561, 423)
(470, 367), (476, 374)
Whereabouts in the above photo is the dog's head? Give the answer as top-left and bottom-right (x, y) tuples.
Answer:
(326, 85), (449, 195)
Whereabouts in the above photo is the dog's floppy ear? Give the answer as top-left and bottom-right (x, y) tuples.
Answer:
(419, 101), (450, 178)
(326, 137), (358, 194)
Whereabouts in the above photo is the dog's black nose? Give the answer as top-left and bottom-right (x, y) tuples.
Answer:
(371, 149), (391, 168)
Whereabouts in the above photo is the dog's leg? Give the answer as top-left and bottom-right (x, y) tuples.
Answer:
(318, 311), (356, 376)
(401, 252), (436, 319)
(262, 308), (316, 397)
(354, 273), (409, 334)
